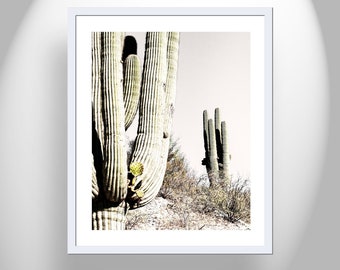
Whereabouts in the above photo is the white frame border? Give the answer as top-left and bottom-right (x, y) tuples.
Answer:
(67, 7), (272, 254)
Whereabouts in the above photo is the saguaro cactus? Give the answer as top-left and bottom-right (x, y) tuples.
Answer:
(202, 108), (230, 185)
(91, 32), (180, 230)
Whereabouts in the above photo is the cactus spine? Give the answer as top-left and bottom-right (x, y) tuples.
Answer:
(202, 108), (230, 185)
(91, 32), (179, 229)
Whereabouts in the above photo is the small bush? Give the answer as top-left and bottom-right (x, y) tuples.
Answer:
(158, 137), (198, 200)
(196, 176), (251, 223)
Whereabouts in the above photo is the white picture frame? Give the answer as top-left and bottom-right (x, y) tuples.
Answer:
(68, 7), (272, 254)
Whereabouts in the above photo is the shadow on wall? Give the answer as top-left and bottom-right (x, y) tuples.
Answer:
(0, 0), (33, 67)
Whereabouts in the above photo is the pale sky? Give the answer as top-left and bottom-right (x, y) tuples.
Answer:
(127, 32), (250, 178)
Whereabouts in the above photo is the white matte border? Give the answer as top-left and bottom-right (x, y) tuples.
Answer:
(68, 7), (272, 254)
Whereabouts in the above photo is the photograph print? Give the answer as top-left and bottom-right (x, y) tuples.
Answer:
(91, 32), (251, 231)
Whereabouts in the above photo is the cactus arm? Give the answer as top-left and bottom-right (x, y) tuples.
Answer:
(122, 35), (138, 62)
(91, 32), (103, 199)
(151, 32), (180, 196)
(214, 107), (223, 165)
(161, 32), (180, 151)
(139, 32), (180, 207)
(123, 54), (141, 130)
(128, 32), (180, 208)
(203, 110), (209, 152)
(208, 119), (219, 183)
(202, 110), (210, 168)
(164, 32), (180, 120)
(101, 32), (127, 202)
(221, 121), (229, 181)
(214, 108), (221, 135)
(92, 32), (104, 145)
(128, 32), (168, 208)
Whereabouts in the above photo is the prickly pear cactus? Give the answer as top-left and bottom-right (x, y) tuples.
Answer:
(91, 32), (180, 230)
(202, 108), (230, 185)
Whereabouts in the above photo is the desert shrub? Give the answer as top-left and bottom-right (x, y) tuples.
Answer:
(225, 178), (251, 223)
(159, 137), (251, 225)
(158, 137), (198, 200)
(127, 136), (251, 228)
(195, 175), (251, 223)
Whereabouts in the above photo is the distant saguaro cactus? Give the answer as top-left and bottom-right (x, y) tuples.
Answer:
(91, 32), (180, 230)
(202, 108), (230, 185)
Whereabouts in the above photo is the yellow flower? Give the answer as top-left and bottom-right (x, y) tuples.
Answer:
(129, 162), (144, 176)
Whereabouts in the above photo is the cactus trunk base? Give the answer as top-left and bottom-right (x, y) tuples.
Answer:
(92, 200), (129, 230)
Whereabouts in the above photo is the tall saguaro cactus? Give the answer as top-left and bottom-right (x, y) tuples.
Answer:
(91, 32), (180, 230)
(202, 108), (230, 185)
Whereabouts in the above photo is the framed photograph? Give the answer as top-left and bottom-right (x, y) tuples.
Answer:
(68, 7), (272, 254)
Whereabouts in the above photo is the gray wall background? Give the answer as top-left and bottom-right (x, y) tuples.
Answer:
(0, 1), (339, 269)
